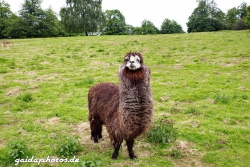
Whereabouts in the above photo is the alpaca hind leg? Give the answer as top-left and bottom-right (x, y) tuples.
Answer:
(91, 130), (99, 143)
(126, 139), (137, 159)
(97, 126), (102, 139)
(90, 118), (102, 143)
(111, 140), (122, 159)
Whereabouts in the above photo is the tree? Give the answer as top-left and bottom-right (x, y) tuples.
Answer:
(187, 0), (226, 32)
(140, 20), (159, 35)
(18, 0), (44, 38)
(226, 7), (238, 26)
(246, 5), (250, 26)
(0, 0), (15, 38)
(103, 9), (127, 35)
(38, 8), (61, 37)
(4, 14), (28, 38)
(60, 0), (105, 36)
(226, 2), (249, 30)
(160, 19), (184, 34)
(238, 2), (248, 19)
(133, 27), (143, 35)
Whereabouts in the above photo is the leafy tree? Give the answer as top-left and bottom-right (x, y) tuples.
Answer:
(160, 19), (184, 34)
(187, 0), (226, 32)
(246, 5), (250, 26)
(226, 2), (249, 30)
(0, 0), (15, 38)
(133, 27), (143, 35)
(140, 20), (159, 35)
(126, 24), (134, 35)
(60, 0), (105, 36)
(103, 9), (127, 35)
(18, 0), (44, 38)
(4, 15), (28, 38)
(38, 8), (61, 37)
(238, 2), (248, 19)
(226, 7), (239, 26)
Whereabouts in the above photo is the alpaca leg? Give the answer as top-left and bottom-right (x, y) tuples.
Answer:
(91, 130), (99, 143)
(126, 139), (137, 159)
(89, 115), (103, 143)
(91, 125), (102, 143)
(97, 126), (102, 139)
(111, 140), (122, 159)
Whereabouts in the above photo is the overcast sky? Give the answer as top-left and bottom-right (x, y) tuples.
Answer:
(5, 0), (249, 32)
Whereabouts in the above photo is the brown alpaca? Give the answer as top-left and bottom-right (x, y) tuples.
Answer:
(88, 52), (154, 159)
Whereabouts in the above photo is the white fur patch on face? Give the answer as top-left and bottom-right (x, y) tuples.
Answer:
(125, 55), (141, 70)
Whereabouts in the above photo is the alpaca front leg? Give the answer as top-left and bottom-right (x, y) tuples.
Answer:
(126, 139), (137, 159)
(112, 140), (122, 159)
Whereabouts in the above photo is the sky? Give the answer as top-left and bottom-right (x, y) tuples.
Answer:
(4, 0), (249, 32)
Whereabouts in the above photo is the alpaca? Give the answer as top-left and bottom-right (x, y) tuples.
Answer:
(88, 52), (154, 159)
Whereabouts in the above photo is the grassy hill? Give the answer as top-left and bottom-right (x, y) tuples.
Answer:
(0, 30), (250, 166)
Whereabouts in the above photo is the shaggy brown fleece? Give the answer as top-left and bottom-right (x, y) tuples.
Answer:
(88, 52), (154, 159)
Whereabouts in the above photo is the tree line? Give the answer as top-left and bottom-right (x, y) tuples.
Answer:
(0, 0), (250, 38)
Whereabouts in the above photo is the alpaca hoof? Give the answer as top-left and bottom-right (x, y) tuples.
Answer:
(111, 153), (118, 159)
(129, 154), (137, 159)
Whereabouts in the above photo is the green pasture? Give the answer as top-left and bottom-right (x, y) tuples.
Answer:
(0, 30), (250, 166)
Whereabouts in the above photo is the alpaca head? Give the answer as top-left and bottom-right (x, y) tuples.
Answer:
(124, 52), (143, 71)
(120, 52), (148, 84)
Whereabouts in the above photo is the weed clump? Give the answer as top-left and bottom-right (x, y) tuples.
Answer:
(52, 136), (82, 158)
(81, 160), (102, 167)
(17, 93), (32, 102)
(171, 149), (183, 159)
(215, 94), (230, 104)
(146, 116), (178, 144)
(7, 141), (30, 162)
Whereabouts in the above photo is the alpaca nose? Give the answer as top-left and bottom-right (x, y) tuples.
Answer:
(130, 61), (134, 64)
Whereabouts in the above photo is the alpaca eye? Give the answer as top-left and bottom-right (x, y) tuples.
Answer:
(125, 58), (129, 62)
(136, 58), (140, 62)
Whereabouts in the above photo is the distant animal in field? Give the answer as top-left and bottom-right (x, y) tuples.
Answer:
(88, 52), (154, 159)
(2, 40), (12, 49)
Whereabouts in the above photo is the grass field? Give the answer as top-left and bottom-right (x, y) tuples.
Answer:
(0, 30), (250, 167)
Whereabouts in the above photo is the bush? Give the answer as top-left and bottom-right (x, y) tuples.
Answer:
(80, 160), (102, 167)
(146, 116), (178, 144)
(52, 136), (82, 158)
(17, 93), (32, 102)
(232, 19), (250, 30)
(7, 141), (30, 162)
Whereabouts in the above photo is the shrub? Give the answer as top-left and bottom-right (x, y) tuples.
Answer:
(53, 136), (82, 158)
(17, 93), (32, 102)
(81, 160), (102, 167)
(146, 116), (178, 144)
(215, 94), (230, 104)
(171, 149), (183, 159)
(7, 141), (30, 162)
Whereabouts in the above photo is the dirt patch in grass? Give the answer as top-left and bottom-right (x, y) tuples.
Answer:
(173, 64), (183, 69)
(47, 117), (60, 124)
(73, 122), (153, 159)
(5, 87), (21, 96)
(168, 140), (207, 167)
(90, 61), (110, 68)
(73, 122), (111, 153)
(219, 57), (249, 67)
(0, 139), (4, 148)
